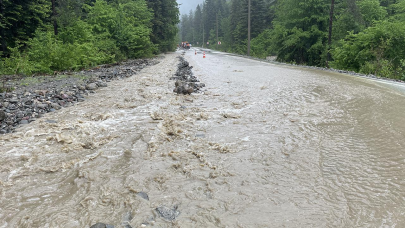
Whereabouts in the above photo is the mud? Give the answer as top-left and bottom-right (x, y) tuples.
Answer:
(0, 58), (158, 134)
(1, 49), (405, 227)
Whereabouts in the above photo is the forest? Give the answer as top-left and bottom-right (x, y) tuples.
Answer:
(180, 0), (405, 80)
(0, 0), (179, 75)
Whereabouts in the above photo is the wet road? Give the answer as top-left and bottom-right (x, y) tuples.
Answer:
(1, 49), (405, 227)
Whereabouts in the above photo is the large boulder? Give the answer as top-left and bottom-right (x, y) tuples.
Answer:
(0, 110), (5, 121)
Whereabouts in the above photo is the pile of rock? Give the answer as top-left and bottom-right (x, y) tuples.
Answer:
(171, 56), (205, 95)
(0, 58), (158, 134)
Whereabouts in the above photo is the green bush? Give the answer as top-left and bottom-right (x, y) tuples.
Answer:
(332, 21), (405, 79)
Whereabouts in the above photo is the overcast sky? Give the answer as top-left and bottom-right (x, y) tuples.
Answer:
(177, 0), (204, 16)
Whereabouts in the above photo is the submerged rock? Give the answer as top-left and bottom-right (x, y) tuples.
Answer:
(89, 223), (114, 228)
(137, 192), (149, 201)
(155, 206), (180, 221)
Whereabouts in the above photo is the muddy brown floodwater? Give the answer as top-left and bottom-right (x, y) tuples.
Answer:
(1, 49), (405, 227)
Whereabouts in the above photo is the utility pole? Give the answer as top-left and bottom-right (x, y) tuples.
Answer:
(216, 13), (219, 50)
(327, 0), (335, 67)
(247, 0), (251, 56)
(203, 24), (205, 48)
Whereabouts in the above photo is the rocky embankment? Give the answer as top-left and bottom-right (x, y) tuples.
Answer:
(0, 59), (158, 134)
(172, 54), (205, 94)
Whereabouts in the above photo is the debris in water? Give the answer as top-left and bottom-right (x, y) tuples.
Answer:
(122, 211), (133, 228)
(155, 205), (180, 221)
(89, 223), (114, 228)
(171, 56), (205, 94)
(137, 192), (149, 201)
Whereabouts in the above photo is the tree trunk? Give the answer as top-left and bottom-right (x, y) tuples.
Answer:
(52, 0), (58, 35)
(247, 0), (251, 56)
(216, 13), (218, 49)
(0, 0), (6, 55)
(327, 0), (335, 67)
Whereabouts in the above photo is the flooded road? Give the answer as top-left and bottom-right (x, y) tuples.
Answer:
(1, 49), (405, 227)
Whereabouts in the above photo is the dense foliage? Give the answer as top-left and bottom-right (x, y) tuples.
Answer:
(0, 0), (179, 75)
(180, 0), (405, 80)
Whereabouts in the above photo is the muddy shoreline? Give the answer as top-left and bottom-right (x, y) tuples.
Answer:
(0, 58), (160, 134)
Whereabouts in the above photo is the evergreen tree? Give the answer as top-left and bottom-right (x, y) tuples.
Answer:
(146, 0), (179, 52)
(270, 0), (330, 66)
(194, 4), (203, 45)
(0, 0), (51, 55)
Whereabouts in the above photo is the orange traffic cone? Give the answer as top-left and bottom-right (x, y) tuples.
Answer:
(203, 51), (206, 58)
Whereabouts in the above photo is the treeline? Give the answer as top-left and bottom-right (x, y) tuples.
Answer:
(0, 0), (179, 75)
(180, 0), (405, 80)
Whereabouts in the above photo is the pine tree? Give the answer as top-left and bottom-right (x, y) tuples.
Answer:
(271, 0), (330, 66)
(146, 0), (179, 52)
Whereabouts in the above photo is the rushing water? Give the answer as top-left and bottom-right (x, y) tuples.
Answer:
(1, 50), (405, 227)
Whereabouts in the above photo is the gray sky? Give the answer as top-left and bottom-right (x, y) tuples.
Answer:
(177, 0), (204, 16)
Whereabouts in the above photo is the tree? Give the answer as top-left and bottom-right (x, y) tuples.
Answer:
(270, 0), (330, 66)
(0, 0), (51, 56)
(146, 0), (179, 52)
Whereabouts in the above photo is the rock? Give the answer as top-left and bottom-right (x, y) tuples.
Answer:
(172, 57), (204, 94)
(0, 110), (5, 121)
(9, 99), (19, 104)
(89, 223), (114, 228)
(20, 120), (29, 124)
(155, 206), (180, 221)
(37, 103), (48, 109)
(86, 83), (98, 90)
(122, 211), (133, 228)
(97, 81), (108, 87)
(137, 192), (149, 201)
(173, 81), (194, 95)
(51, 103), (62, 110)
(46, 119), (58, 123)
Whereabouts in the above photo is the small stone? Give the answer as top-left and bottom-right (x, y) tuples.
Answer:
(155, 206), (180, 221)
(46, 119), (58, 123)
(195, 133), (205, 138)
(97, 81), (108, 87)
(51, 103), (62, 110)
(89, 223), (114, 228)
(16, 112), (24, 118)
(20, 120), (29, 124)
(37, 104), (48, 109)
(86, 83), (98, 90)
(137, 192), (149, 201)
(9, 99), (19, 104)
(0, 110), (5, 121)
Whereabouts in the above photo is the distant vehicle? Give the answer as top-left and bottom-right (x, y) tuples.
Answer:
(181, 42), (191, 50)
